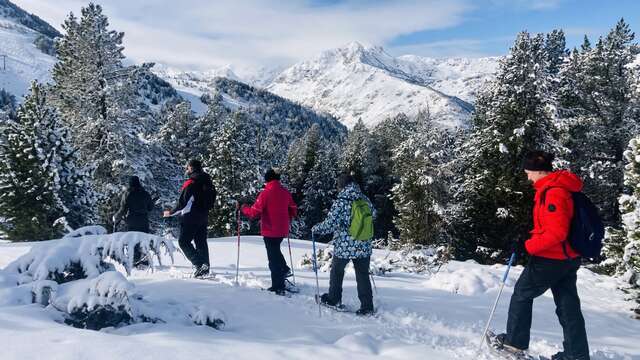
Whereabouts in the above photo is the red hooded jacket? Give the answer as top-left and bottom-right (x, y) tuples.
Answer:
(525, 170), (582, 260)
(241, 180), (297, 238)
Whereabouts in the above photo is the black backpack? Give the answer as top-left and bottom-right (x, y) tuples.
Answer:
(542, 189), (604, 260)
(193, 175), (217, 211)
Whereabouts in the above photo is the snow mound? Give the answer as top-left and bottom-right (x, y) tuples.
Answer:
(3, 231), (176, 284)
(334, 332), (379, 355)
(422, 262), (510, 296)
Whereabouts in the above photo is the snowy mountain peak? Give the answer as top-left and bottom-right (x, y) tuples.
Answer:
(267, 42), (499, 128)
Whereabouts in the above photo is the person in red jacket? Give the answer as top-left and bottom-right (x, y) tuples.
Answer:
(241, 169), (297, 295)
(495, 151), (590, 360)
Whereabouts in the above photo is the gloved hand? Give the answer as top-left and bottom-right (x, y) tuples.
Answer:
(511, 238), (527, 260)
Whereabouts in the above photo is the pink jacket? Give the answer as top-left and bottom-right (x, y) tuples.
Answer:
(241, 181), (297, 238)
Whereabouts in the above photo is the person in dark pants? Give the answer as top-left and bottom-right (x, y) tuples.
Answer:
(496, 151), (590, 360)
(113, 176), (154, 266)
(312, 173), (376, 316)
(241, 169), (297, 295)
(164, 160), (216, 278)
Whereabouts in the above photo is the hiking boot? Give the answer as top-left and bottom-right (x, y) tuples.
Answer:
(284, 269), (293, 278)
(551, 351), (575, 360)
(493, 333), (526, 354)
(194, 264), (209, 278)
(355, 307), (375, 316)
(320, 293), (339, 306)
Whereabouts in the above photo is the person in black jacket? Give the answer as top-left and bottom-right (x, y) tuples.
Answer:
(114, 176), (155, 266)
(164, 159), (216, 278)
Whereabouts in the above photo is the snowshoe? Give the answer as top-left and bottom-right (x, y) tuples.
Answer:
(355, 307), (375, 317)
(284, 279), (299, 293)
(485, 331), (541, 360)
(193, 264), (210, 278)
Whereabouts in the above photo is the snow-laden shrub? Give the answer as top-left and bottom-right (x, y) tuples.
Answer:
(300, 246), (333, 272)
(190, 306), (226, 330)
(49, 272), (152, 330)
(370, 245), (449, 276)
(4, 228), (176, 284)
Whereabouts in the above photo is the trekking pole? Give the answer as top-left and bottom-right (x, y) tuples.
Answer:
(312, 232), (321, 317)
(235, 201), (241, 286)
(478, 252), (517, 353)
(286, 231), (296, 286)
(369, 272), (378, 295)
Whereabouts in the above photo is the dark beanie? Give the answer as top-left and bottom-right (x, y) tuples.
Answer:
(522, 150), (554, 172)
(188, 159), (203, 172)
(337, 172), (355, 190)
(264, 168), (280, 182)
(129, 176), (141, 189)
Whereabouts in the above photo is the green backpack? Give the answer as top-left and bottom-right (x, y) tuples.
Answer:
(349, 199), (374, 241)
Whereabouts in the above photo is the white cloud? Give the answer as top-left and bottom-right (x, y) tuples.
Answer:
(12, 0), (472, 71)
(389, 36), (514, 58)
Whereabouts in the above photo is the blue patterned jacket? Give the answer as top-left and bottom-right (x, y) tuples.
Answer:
(311, 183), (376, 259)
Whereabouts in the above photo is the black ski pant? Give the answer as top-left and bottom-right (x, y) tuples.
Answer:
(178, 223), (209, 268)
(328, 256), (373, 310)
(506, 256), (589, 359)
(264, 237), (290, 290)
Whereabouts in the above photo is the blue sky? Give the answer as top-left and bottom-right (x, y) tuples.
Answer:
(12, 0), (640, 72)
(387, 0), (640, 57)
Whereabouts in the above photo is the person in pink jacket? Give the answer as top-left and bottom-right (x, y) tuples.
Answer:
(242, 169), (297, 295)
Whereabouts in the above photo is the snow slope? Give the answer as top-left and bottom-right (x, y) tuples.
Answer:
(266, 42), (499, 128)
(0, 13), (56, 99)
(0, 236), (638, 360)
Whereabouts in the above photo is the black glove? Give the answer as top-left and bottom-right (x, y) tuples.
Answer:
(511, 239), (526, 260)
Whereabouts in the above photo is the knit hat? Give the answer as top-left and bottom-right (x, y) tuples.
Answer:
(264, 168), (280, 182)
(128, 176), (141, 189)
(522, 150), (554, 172)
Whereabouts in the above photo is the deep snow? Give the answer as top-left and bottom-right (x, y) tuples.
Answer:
(0, 236), (638, 360)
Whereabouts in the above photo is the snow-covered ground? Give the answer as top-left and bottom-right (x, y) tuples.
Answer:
(0, 236), (638, 360)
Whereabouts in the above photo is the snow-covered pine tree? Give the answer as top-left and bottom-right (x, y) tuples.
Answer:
(452, 31), (564, 261)
(158, 101), (197, 165)
(206, 111), (261, 236)
(369, 113), (419, 239)
(558, 19), (640, 227)
(51, 3), (161, 224)
(285, 124), (321, 205)
(390, 113), (454, 246)
(545, 29), (569, 77)
(0, 88), (16, 117)
(614, 135), (640, 286)
(299, 144), (340, 239)
(601, 135), (640, 285)
(0, 82), (95, 241)
(340, 118), (375, 190)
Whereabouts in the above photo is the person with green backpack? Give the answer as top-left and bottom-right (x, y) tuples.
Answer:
(311, 173), (376, 316)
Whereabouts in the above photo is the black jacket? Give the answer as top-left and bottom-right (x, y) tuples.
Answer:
(172, 171), (215, 226)
(115, 186), (154, 232)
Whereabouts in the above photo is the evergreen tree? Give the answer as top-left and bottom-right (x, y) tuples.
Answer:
(619, 136), (640, 286)
(0, 89), (16, 117)
(285, 124), (321, 205)
(299, 144), (340, 239)
(558, 19), (640, 227)
(391, 115), (454, 246)
(0, 82), (95, 240)
(340, 118), (375, 190)
(453, 31), (563, 261)
(369, 113), (419, 239)
(206, 111), (261, 236)
(51, 3), (161, 223)
(158, 101), (197, 164)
